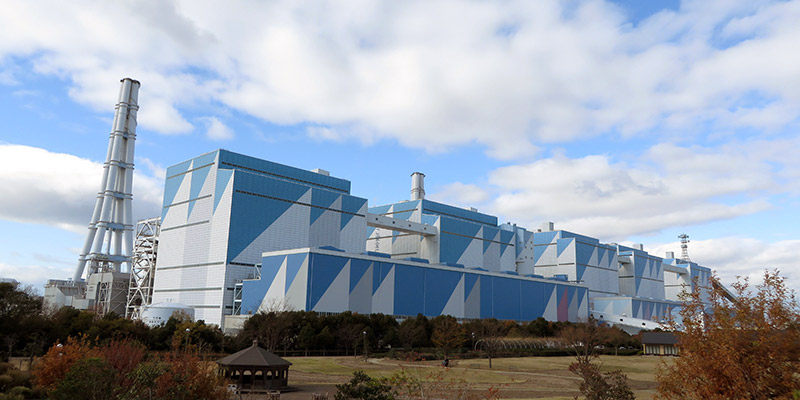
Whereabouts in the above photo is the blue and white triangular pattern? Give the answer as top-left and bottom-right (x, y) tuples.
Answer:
(464, 277), (480, 319)
(259, 257), (288, 312)
(543, 285), (559, 321)
(313, 260), (350, 313)
(232, 189), (312, 264)
(440, 275), (465, 318)
(285, 256), (308, 310)
(372, 265), (395, 315)
(349, 263), (373, 314)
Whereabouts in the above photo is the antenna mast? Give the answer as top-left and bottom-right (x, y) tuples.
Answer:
(679, 233), (691, 262)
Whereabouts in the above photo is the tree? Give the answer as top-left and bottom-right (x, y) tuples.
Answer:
(398, 314), (432, 349)
(99, 339), (146, 395)
(49, 357), (115, 400)
(296, 323), (317, 356)
(32, 336), (95, 390)
(561, 321), (634, 400)
(242, 311), (293, 352)
(336, 323), (365, 356)
(604, 327), (630, 356)
(526, 317), (555, 337)
(656, 269), (800, 399)
(335, 370), (394, 400)
(121, 360), (168, 400)
(148, 351), (228, 400)
(172, 320), (224, 353)
(316, 326), (335, 354)
(0, 282), (43, 359)
(559, 321), (606, 365)
(430, 315), (465, 359)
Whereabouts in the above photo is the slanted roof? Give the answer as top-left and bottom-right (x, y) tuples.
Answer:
(217, 340), (292, 368)
(642, 332), (678, 345)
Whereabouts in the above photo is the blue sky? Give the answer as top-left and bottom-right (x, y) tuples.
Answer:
(1, 0), (798, 292)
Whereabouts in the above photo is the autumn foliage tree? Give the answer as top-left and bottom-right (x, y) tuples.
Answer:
(431, 315), (465, 359)
(33, 336), (95, 390)
(33, 337), (227, 400)
(657, 269), (800, 399)
(559, 321), (606, 365)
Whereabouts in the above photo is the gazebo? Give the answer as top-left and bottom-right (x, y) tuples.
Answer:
(217, 340), (292, 392)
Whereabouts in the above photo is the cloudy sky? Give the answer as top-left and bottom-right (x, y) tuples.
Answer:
(1, 0), (798, 293)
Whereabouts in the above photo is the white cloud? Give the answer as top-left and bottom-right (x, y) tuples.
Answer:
(0, 144), (163, 233)
(203, 116), (234, 141)
(485, 140), (784, 239)
(1, 0), (799, 156)
(0, 261), (73, 291)
(650, 237), (800, 292)
(139, 157), (167, 180)
(306, 126), (342, 142)
(428, 182), (491, 208)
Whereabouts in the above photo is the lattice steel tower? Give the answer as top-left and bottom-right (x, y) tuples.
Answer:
(74, 78), (140, 281)
(679, 233), (691, 262)
(126, 217), (160, 319)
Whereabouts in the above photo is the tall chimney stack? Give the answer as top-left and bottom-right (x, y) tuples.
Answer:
(74, 78), (140, 281)
(411, 172), (425, 200)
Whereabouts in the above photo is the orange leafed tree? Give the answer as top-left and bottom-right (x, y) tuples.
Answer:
(431, 315), (465, 360)
(33, 336), (96, 390)
(657, 269), (800, 399)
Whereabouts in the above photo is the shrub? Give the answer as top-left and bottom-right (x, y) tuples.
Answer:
(335, 370), (394, 400)
(6, 387), (32, 399)
(0, 369), (30, 393)
(569, 362), (634, 400)
(49, 357), (116, 400)
(0, 375), (12, 392)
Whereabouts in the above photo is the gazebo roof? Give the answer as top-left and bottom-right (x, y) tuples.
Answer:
(217, 340), (292, 368)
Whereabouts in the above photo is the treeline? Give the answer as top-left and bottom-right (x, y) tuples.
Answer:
(0, 282), (230, 360)
(1, 282), (639, 362)
(236, 310), (641, 358)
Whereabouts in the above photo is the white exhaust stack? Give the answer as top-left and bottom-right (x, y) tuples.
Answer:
(74, 78), (140, 281)
(411, 172), (425, 200)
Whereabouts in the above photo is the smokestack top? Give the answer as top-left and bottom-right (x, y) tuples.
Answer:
(411, 172), (425, 200)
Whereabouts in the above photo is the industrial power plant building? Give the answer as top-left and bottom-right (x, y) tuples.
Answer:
(39, 79), (713, 333)
(151, 149), (711, 330)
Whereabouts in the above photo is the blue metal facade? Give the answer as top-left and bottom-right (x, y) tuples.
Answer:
(153, 150), (367, 327)
(154, 149), (715, 328)
(241, 248), (588, 322)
